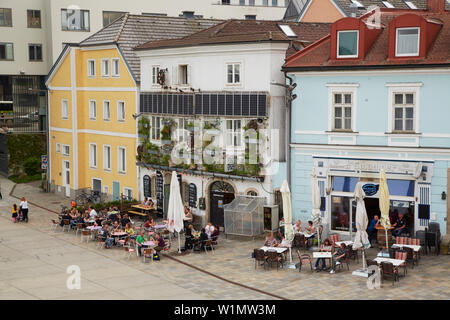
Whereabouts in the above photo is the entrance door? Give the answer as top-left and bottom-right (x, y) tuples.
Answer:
(62, 160), (70, 197)
(93, 179), (101, 192)
(112, 181), (120, 201)
(209, 181), (235, 227)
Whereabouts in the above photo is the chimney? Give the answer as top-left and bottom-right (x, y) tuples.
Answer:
(182, 11), (195, 19)
(427, 0), (446, 12)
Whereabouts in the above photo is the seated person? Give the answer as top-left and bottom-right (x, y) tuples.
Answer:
(100, 225), (115, 248)
(277, 217), (285, 240)
(392, 213), (407, 237)
(293, 220), (303, 233)
(279, 236), (291, 248)
(135, 231), (148, 256)
(144, 217), (155, 229)
(197, 228), (209, 250)
(89, 206), (98, 220)
(121, 213), (131, 228)
(152, 233), (166, 253)
(69, 208), (79, 228)
(205, 222), (215, 238)
(305, 221), (316, 238)
(368, 215), (380, 243)
(60, 209), (71, 227)
(330, 243), (347, 274)
(264, 232), (278, 247)
(142, 197), (149, 205)
(314, 238), (332, 272)
(112, 220), (121, 232)
(210, 225), (220, 240)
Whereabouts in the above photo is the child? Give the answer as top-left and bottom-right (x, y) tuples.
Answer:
(12, 204), (18, 223)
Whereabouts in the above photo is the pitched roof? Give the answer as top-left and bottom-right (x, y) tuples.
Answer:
(79, 14), (222, 81)
(284, 0), (309, 20)
(288, 0), (450, 21)
(284, 8), (450, 70)
(134, 19), (331, 54)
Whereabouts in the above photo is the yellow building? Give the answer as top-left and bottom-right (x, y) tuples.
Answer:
(45, 14), (219, 201)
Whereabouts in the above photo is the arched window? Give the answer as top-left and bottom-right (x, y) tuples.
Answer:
(247, 190), (258, 196)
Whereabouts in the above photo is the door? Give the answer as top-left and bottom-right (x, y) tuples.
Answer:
(350, 199), (357, 236)
(112, 181), (120, 201)
(209, 181), (235, 228)
(163, 184), (170, 219)
(62, 160), (70, 197)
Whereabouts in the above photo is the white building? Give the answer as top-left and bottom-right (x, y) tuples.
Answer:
(134, 19), (330, 228)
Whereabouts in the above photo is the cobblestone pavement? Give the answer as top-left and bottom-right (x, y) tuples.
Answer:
(1, 177), (449, 300)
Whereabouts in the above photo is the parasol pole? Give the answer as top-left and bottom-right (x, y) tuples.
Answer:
(178, 231), (181, 254)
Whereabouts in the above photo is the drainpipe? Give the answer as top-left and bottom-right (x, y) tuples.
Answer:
(285, 72), (294, 187)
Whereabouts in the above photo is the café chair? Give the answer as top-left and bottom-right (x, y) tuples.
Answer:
(266, 250), (282, 271)
(380, 261), (399, 286)
(253, 249), (267, 270)
(395, 250), (408, 277)
(296, 251), (313, 272)
(80, 230), (91, 243)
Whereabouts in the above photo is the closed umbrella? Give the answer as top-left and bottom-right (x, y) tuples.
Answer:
(167, 171), (185, 253)
(280, 180), (295, 268)
(352, 183), (371, 277)
(310, 168), (322, 247)
(379, 169), (391, 256)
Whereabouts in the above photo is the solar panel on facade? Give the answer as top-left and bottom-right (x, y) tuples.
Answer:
(258, 94), (266, 116)
(168, 95), (173, 114)
(225, 93), (233, 115)
(250, 94), (258, 116)
(218, 94), (225, 115)
(202, 94), (210, 115)
(242, 94), (250, 116)
(233, 94), (241, 115)
(210, 94), (218, 115)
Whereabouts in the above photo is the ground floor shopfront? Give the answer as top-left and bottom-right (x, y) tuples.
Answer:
(137, 163), (281, 229)
(289, 145), (449, 237)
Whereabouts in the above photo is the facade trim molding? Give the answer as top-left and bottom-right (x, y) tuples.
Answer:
(76, 87), (137, 92)
(78, 129), (137, 138)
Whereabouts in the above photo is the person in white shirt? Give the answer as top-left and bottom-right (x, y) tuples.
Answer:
(20, 197), (29, 222)
(205, 222), (215, 238)
(293, 220), (303, 233)
(89, 206), (97, 220)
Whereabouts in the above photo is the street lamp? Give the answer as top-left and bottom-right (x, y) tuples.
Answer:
(28, 87), (49, 192)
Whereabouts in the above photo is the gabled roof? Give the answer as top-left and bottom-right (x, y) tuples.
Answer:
(79, 14), (222, 82)
(284, 8), (450, 70)
(135, 19), (331, 55)
(284, 0), (309, 20)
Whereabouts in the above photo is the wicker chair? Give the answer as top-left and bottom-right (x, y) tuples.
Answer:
(335, 249), (350, 272)
(348, 247), (359, 263)
(404, 246), (417, 268)
(254, 249), (267, 270)
(296, 250), (313, 272)
(409, 238), (422, 260)
(294, 233), (307, 250)
(366, 259), (379, 275)
(395, 250), (408, 277)
(266, 250), (282, 271)
(381, 261), (399, 286)
(329, 234), (340, 247)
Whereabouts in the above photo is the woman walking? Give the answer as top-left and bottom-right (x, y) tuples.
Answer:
(20, 197), (29, 223)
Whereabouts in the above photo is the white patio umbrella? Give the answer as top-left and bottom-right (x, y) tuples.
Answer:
(310, 168), (322, 248)
(352, 183), (371, 277)
(379, 169), (391, 257)
(280, 180), (295, 268)
(167, 171), (185, 253)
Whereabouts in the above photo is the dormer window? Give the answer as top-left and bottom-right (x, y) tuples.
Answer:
(337, 30), (359, 58)
(395, 27), (419, 57)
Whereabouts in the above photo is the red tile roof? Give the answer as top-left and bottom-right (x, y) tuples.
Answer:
(284, 8), (450, 69)
(134, 19), (331, 56)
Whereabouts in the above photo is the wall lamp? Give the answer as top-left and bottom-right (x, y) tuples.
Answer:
(442, 192), (446, 200)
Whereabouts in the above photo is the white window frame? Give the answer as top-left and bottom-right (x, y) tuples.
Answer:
(123, 187), (133, 201)
(151, 116), (162, 142)
(103, 100), (110, 121)
(87, 59), (95, 78)
(89, 100), (96, 120)
(56, 143), (61, 153)
(178, 64), (189, 86)
(62, 144), (70, 156)
(327, 84), (359, 133)
(61, 99), (68, 119)
(152, 65), (160, 85)
(225, 119), (244, 149)
(89, 143), (97, 169)
(103, 144), (111, 171)
(103, 185), (109, 194)
(176, 118), (189, 143)
(117, 100), (125, 122)
(101, 58), (110, 78)
(386, 83), (422, 134)
(118, 146), (126, 174)
(111, 58), (120, 77)
(226, 63), (242, 85)
(337, 30), (359, 59)
(395, 27), (420, 57)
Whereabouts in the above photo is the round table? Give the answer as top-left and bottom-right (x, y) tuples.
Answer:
(375, 225), (394, 249)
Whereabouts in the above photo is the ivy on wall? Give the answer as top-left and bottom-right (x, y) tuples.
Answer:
(7, 133), (46, 175)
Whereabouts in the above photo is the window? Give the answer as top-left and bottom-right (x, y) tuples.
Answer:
(89, 144), (97, 168)
(103, 145), (111, 170)
(387, 179), (415, 197)
(104, 185), (109, 194)
(396, 28), (419, 57)
(249, 0), (255, 5)
(112, 58), (120, 77)
(337, 30), (358, 58)
(102, 11), (125, 27)
(61, 9), (90, 31)
(87, 59), (95, 77)
(272, 0), (278, 6)
(245, 15), (256, 20)
(28, 44), (42, 61)
(151, 116), (161, 140)
(382, 1), (395, 8)
(330, 196), (353, 232)
(62, 100), (68, 119)
(226, 120), (242, 147)
(404, 1), (417, 9)
(152, 66), (160, 85)
(123, 188), (133, 201)
(0, 43), (13, 60)
(240, 0), (246, 5)
(247, 190), (258, 196)
(89, 100), (96, 120)
(350, 0), (364, 7)
(178, 65), (188, 85)
(103, 100), (110, 121)
(177, 118), (189, 142)
(227, 63), (241, 84)
(332, 176), (358, 192)
(56, 143), (61, 153)
(62, 145), (70, 156)
(393, 93), (415, 132)
(279, 24), (297, 37)
(117, 101), (125, 121)
(221, 0), (231, 4)
(101, 59), (110, 77)
(0, 8), (12, 27)
(27, 10), (41, 28)
(332, 93), (353, 131)
(118, 147), (126, 173)
(263, 0), (269, 6)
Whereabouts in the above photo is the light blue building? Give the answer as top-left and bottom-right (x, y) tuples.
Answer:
(281, 8), (450, 237)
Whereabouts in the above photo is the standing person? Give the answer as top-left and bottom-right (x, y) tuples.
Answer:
(368, 215), (380, 244)
(20, 197), (29, 223)
(12, 204), (18, 223)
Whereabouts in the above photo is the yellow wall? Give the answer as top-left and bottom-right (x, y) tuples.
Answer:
(301, 0), (344, 23)
(48, 45), (138, 199)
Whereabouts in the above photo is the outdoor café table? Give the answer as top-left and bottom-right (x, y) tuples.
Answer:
(391, 244), (421, 252)
(260, 246), (288, 254)
(152, 224), (168, 230)
(130, 204), (157, 218)
(313, 251), (332, 269)
(86, 226), (102, 231)
(373, 257), (405, 267)
(335, 241), (354, 247)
